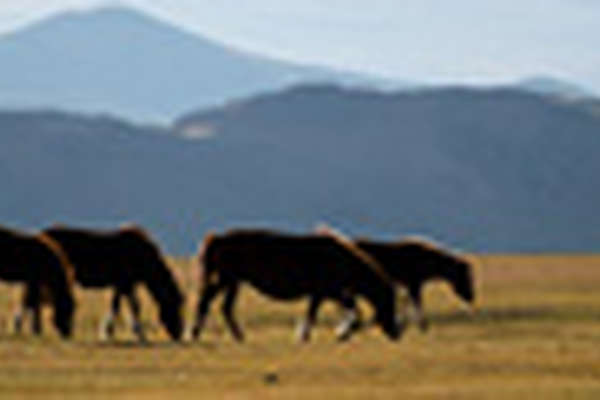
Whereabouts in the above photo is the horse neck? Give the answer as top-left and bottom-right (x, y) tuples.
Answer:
(355, 264), (394, 309)
(39, 245), (75, 313)
(424, 254), (458, 284)
(142, 259), (182, 309)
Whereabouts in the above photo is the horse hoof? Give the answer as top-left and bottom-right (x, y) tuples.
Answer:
(337, 332), (355, 342)
(336, 328), (353, 342)
(263, 372), (279, 385)
(190, 326), (200, 340)
(398, 321), (409, 339)
(335, 319), (361, 342)
(295, 334), (310, 344)
(233, 333), (245, 343)
(13, 317), (23, 335)
(106, 324), (115, 338)
(136, 332), (148, 343)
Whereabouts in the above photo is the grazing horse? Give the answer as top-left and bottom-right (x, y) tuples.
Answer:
(0, 227), (75, 338)
(356, 237), (476, 331)
(191, 229), (402, 343)
(42, 225), (184, 341)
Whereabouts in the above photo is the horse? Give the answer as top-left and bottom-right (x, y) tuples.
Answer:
(191, 229), (402, 343)
(41, 225), (184, 341)
(0, 226), (75, 338)
(355, 237), (476, 331)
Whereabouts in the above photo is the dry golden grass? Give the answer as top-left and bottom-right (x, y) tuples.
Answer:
(1, 254), (600, 399)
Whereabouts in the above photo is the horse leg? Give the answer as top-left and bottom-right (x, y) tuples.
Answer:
(191, 282), (221, 340)
(14, 286), (31, 335)
(295, 296), (322, 343)
(24, 284), (42, 336)
(335, 294), (362, 342)
(100, 290), (122, 340)
(409, 285), (428, 332)
(124, 287), (146, 342)
(335, 299), (360, 342)
(221, 282), (244, 342)
(13, 307), (25, 335)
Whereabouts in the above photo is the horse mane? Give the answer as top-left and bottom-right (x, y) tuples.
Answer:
(314, 223), (394, 284)
(400, 235), (451, 252)
(398, 235), (469, 262)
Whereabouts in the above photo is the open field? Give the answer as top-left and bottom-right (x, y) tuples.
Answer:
(1, 255), (600, 399)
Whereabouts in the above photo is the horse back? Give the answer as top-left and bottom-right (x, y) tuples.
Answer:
(202, 231), (370, 299)
(43, 226), (160, 287)
(356, 238), (467, 289)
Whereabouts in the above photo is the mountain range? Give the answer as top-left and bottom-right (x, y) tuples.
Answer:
(2, 85), (600, 253)
(0, 7), (594, 123)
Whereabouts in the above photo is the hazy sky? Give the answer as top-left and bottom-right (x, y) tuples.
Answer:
(1, 0), (599, 92)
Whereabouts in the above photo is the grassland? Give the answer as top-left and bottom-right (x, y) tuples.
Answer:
(1, 255), (600, 399)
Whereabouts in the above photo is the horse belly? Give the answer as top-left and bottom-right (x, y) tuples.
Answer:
(237, 265), (311, 300)
(74, 264), (124, 288)
(221, 242), (332, 300)
(0, 264), (30, 282)
(249, 279), (307, 300)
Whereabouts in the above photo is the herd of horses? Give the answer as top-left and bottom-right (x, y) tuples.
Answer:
(0, 224), (476, 343)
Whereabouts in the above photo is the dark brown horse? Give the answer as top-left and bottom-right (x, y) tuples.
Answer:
(356, 237), (476, 331)
(191, 229), (402, 343)
(42, 225), (184, 341)
(0, 227), (75, 338)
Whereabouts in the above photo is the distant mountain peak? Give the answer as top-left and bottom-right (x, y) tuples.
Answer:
(0, 7), (404, 123)
(45, 5), (159, 23)
(17, 5), (189, 39)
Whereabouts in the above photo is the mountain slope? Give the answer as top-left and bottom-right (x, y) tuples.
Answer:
(0, 7), (401, 122)
(2, 87), (600, 253)
(175, 86), (600, 252)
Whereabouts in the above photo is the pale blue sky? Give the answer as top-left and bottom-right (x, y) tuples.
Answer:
(1, 0), (599, 92)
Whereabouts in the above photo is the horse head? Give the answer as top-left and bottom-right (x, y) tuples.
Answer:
(447, 254), (476, 307)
